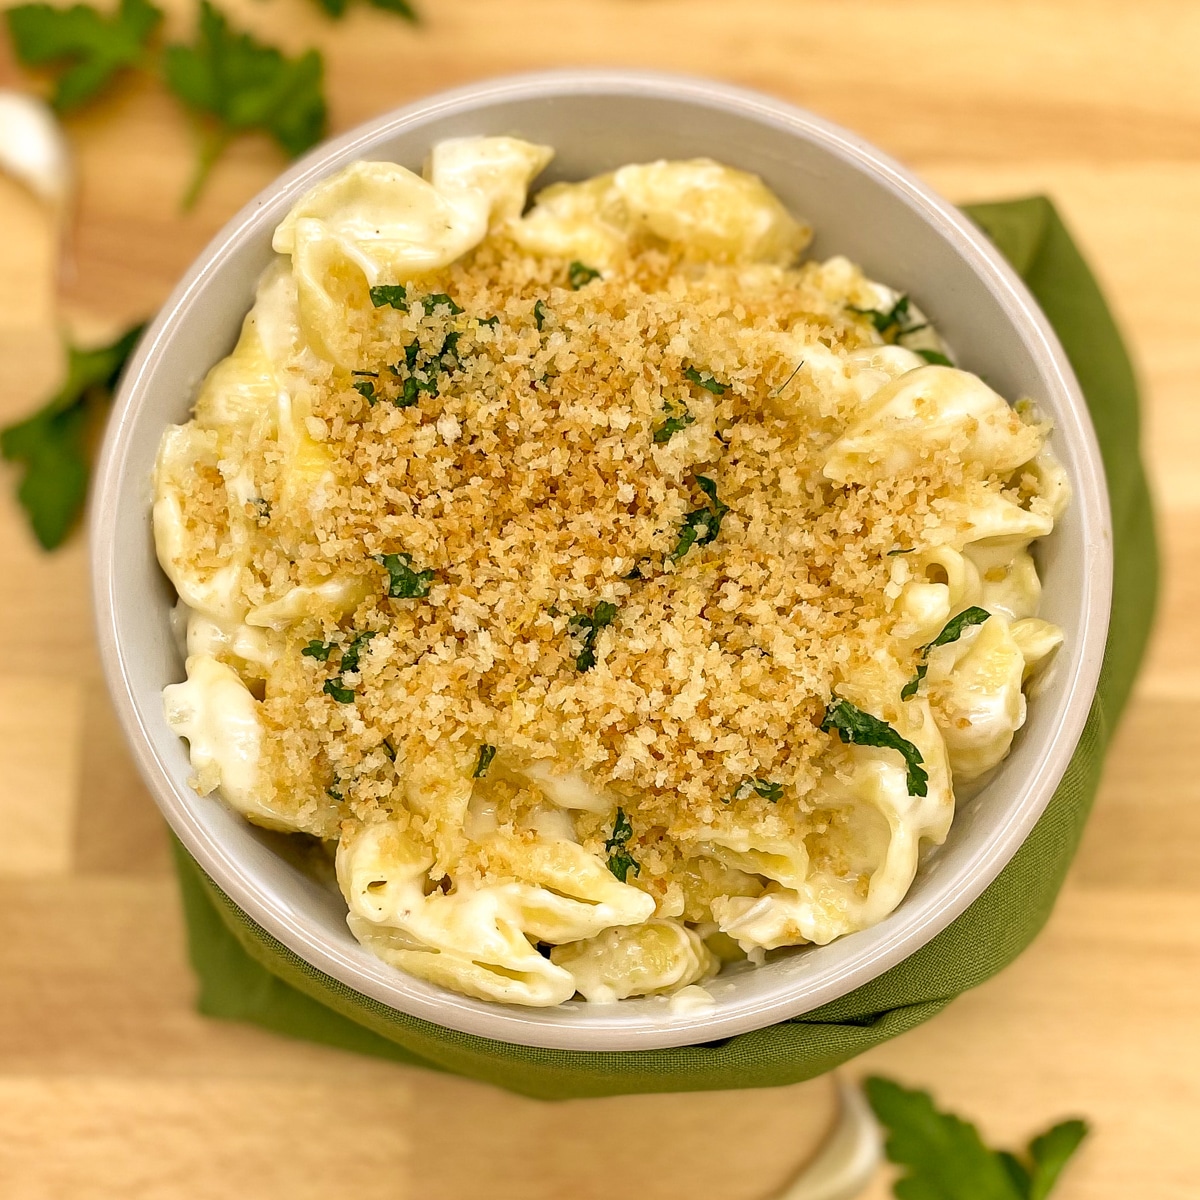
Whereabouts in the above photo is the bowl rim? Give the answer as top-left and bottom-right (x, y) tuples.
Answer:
(91, 67), (1113, 1051)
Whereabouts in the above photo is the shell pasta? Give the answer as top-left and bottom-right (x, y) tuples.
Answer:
(154, 137), (1066, 1007)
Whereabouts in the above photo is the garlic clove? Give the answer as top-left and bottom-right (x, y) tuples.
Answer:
(0, 90), (74, 210)
(773, 1077), (883, 1200)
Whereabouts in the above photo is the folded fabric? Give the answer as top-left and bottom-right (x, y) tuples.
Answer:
(171, 196), (1157, 1099)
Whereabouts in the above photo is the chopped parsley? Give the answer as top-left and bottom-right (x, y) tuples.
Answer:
(887, 546), (915, 555)
(731, 778), (784, 803)
(377, 551), (435, 599)
(533, 299), (549, 331)
(569, 600), (619, 672)
(670, 474), (729, 561)
(421, 292), (463, 316)
(849, 293), (912, 338)
(369, 284), (408, 310)
(914, 348), (953, 366)
(653, 400), (694, 444)
(473, 744), (497, 778)
(604, 807), (639, 883)
(820, 698), (928, 797)
(353, 379), (377, 403)
(684, 364), (727, 395)
(477, 315), (500, 328)
(326, 780), (344, 800)
(322, 678), (355, 704)
(399, 373), (438, 407)
(568, 260), (601, 289)
(301, 639), (334, 661)
(902, 606), (991, 699)
(339, 629), (376, 675)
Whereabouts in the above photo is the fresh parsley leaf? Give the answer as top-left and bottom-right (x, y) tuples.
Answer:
(604, 807), (639, 882)
(1026, 1120), (1089, 1200)
(820, 699), (928, 796)
(533, 299), (548, 331)
(653, 401), (694, 444)
(399, 373), (437, 407)
(353, 379), (377, 404)
(438, 331), (460, 363)
(163, 0), (327, 208)
(326, 780), (344, 800)
(864, 1076), (1088, 1200)
(339, 629), (376, 675)
(369, 284), (408, 310)
(5, 0), (162, 112)
(684, 364), (727, 394)
(301, 639), (334, 661)
(914, 348), (953, 366)
(671, 474), (729, 561)
(568, 260), (601, 289)
(322, 677), (355, 703)
(1, 322), (144, 550)
(570, 600), (619, 672)
(376, 551), (435, 599)
(477, 315), (500, 328)
(902, 607), (991, 700)
(473, 744), (496, 778)
(731, 778), (784, 803)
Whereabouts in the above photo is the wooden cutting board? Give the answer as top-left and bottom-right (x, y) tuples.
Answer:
(1, 2), (1197, 1196)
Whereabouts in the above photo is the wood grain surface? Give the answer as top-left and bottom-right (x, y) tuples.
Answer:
(1, 2), (1197, 1196)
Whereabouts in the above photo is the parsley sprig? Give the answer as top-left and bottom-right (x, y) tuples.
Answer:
(865, 1076), (1088, 1200)
(5, 0), (162, 111)
(604, 807), (639, 883)
(569, 600), (619, 672)
(164, 0), (327, 209)
(671, 474), (729, 561)
(820, 698), (928, 797)
(902, 606), (991, 700)
(376, 552), (435, 599)
(1, 322), (144, 549)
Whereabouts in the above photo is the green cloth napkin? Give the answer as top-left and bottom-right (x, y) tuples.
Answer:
(171, 197), (1157, 1099)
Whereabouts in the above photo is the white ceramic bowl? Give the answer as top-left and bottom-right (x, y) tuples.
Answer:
(91, 70), (1112, 1051)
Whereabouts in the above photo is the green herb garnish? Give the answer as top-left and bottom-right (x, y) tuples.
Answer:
(849, 294), (911, 339)
(163, 0), (326, 208)
(473, 744), (497, 778)
(902, 606), (991, 700)
(670, 474), (729, 561)
(376, 551), (434, 599)
(684, 365), (727, 395)
(1, 322), (144, 550)
(865, 1076), (1088, 1200)
(5, 0), (163, 112)
(421, 293), (463, 316)
(369, 284), (408, 310)
(731, 778), (784, 803)
(301, 639), (334, 661)
(477, 315), (500, 328)
(569, 600), (619, 672)
(533, 299), (548, 331)
(353, 379), (377, 404)
(887, 547), (915, 555)
(567, 260), (601, 289)
(339, 629), (376, 675)
(326, 780), (344, 800)
(653, 401), (694, 444)
(820, 698), (928, 797)
(604, 807), (639, 883)
(398, 373), (438, 407)
(914, 348), (953, 366)
(322, 678), (355, 704)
